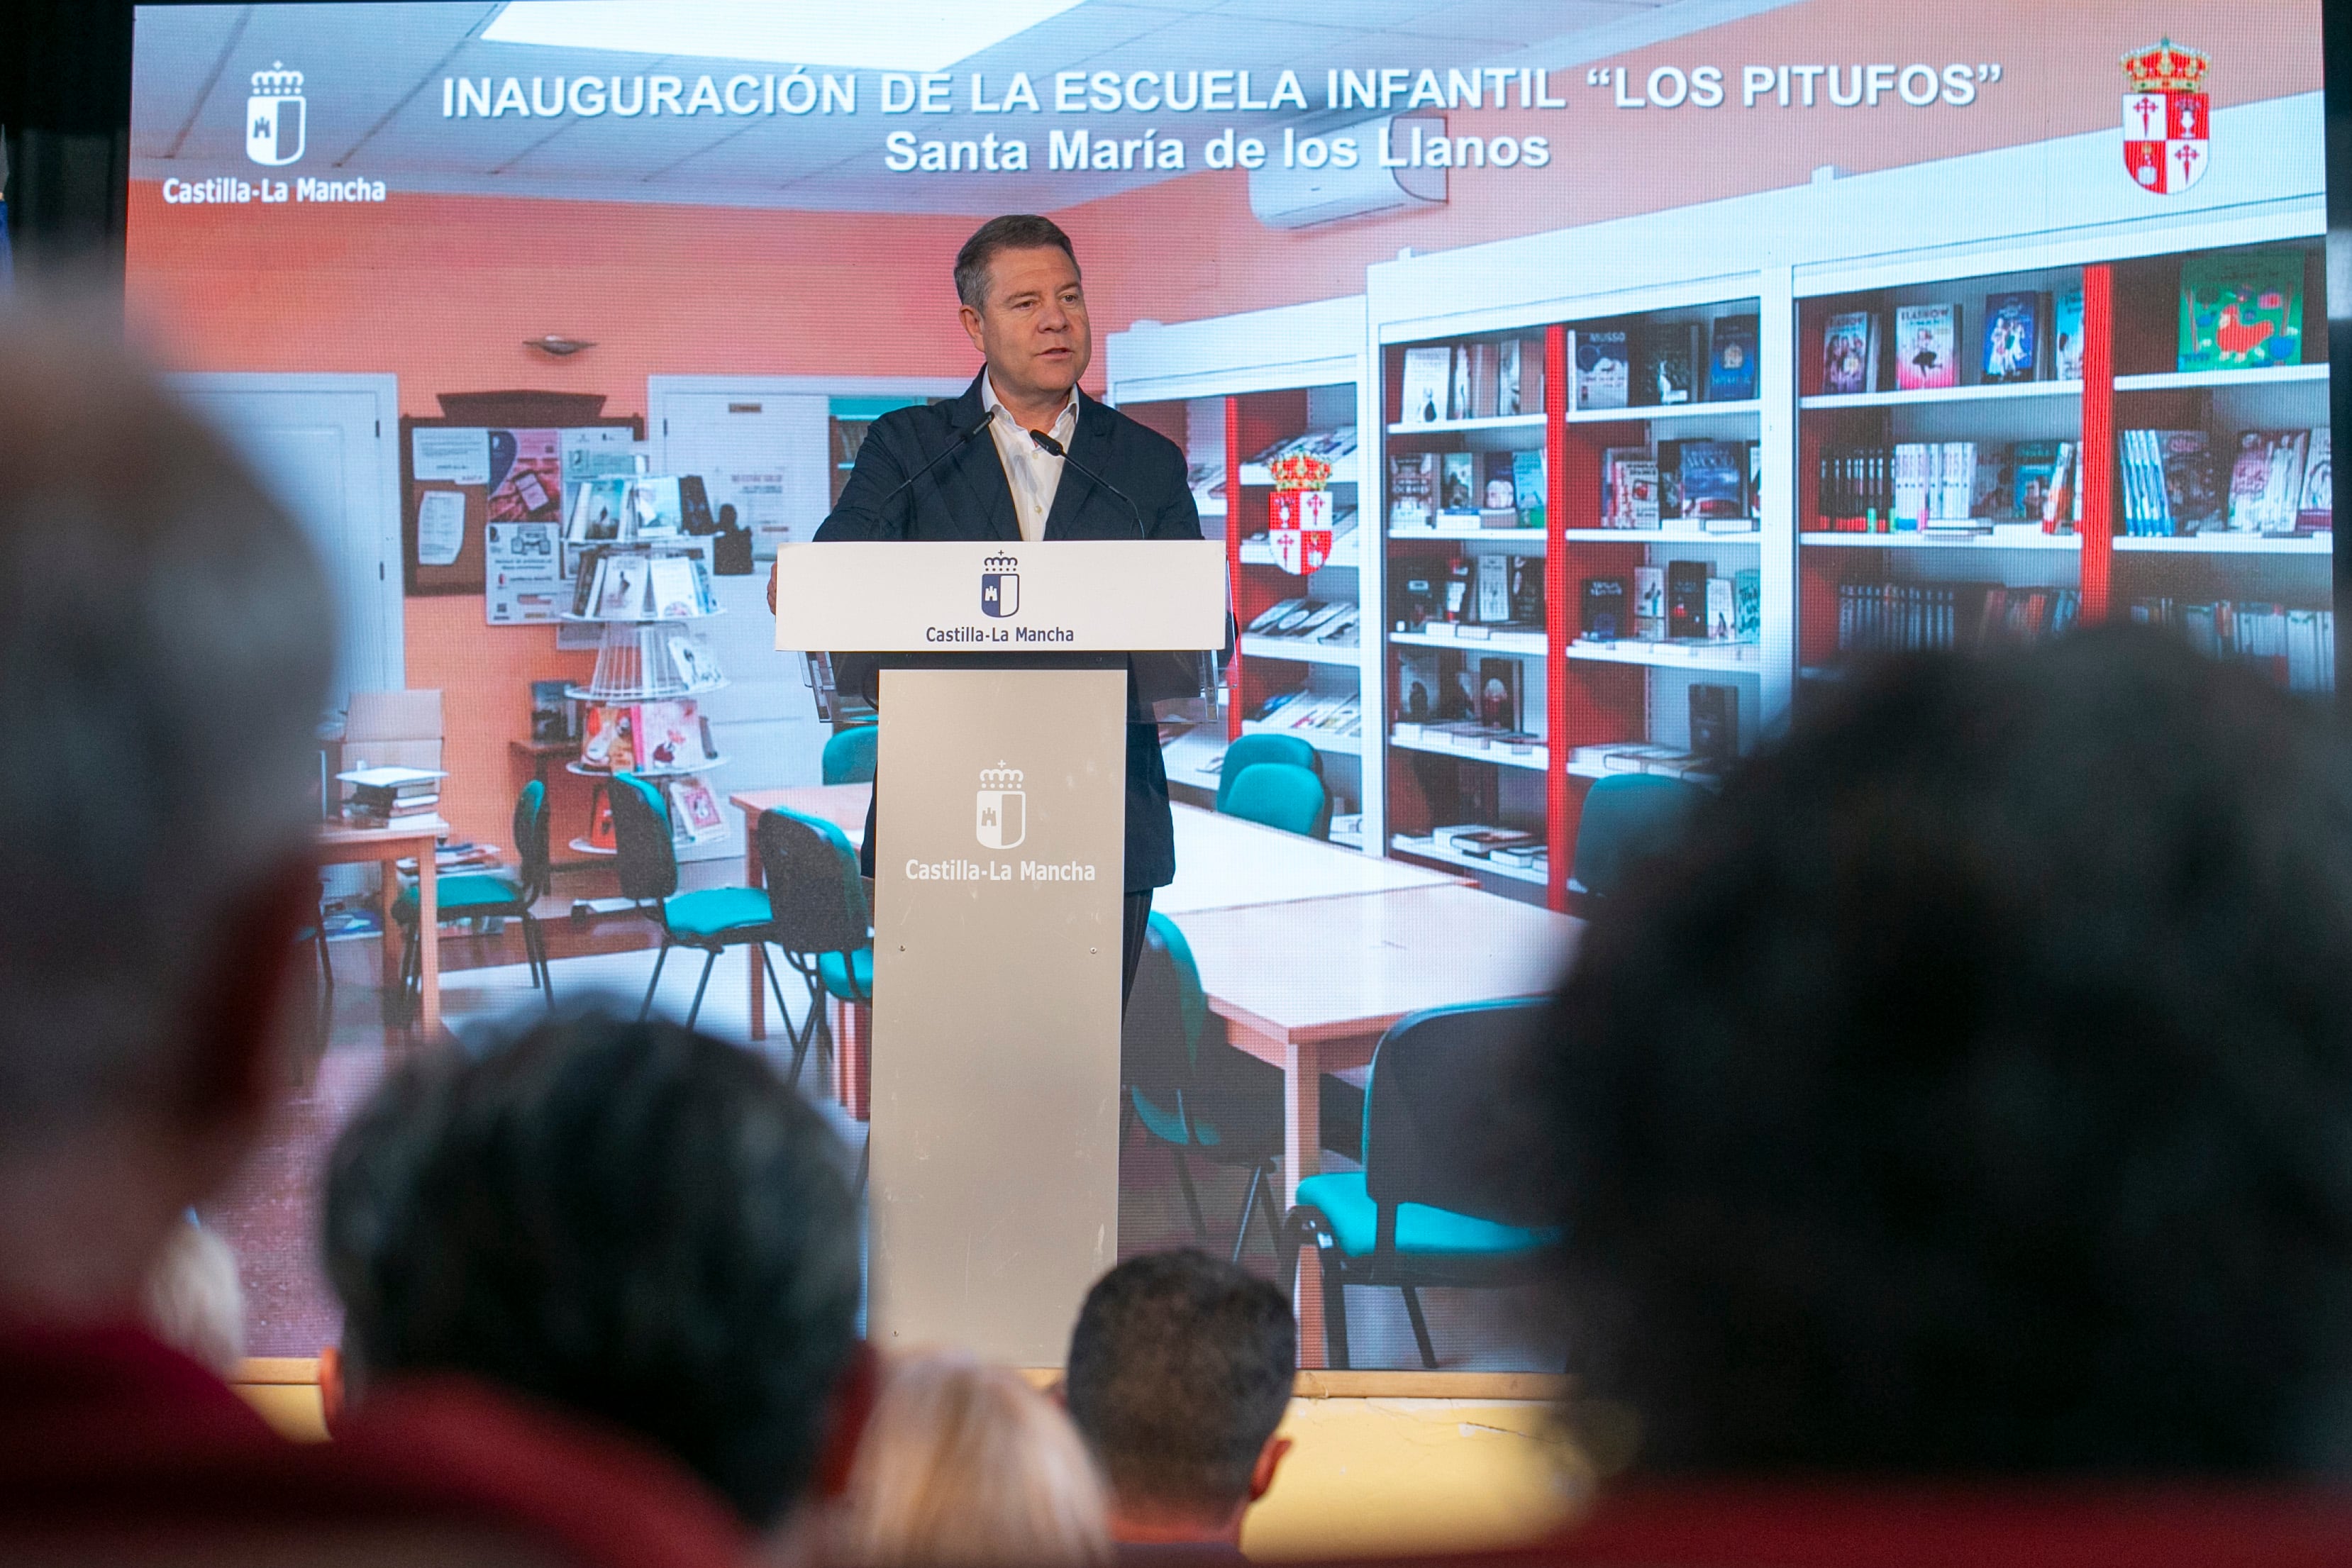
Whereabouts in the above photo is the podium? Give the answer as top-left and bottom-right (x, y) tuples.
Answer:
(773, 539), (1226, 1364)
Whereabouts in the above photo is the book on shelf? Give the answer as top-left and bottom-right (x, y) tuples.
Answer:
(667, 777), (728, 845)
(1819, 309), (1878, 395)
(1705, 577), (1736, 641)
(1391, 567), (1439, 633)
(669, 631), (723, 689)
(1570, 328), (1631, 410)
(1814, 445), (1890, 530)
(1678, 440), (1748, 520)
(1497, 338), (1541, 417)
(1733, 569), (1761, 640)
(2012, 441), (2063, 523)
(1444, 555), (1473, 620)
(1450, 346), (1473, 423)
(2178, 250), (2306, 372)
(1980, 291), (2051, 384)
(1707, 315), (1759, 401)
(1607, 456), (1661, 528)
(592, 554), (651, 618)
(1638, 321), (1701, 406)
(336, 764), (445, 793)
(1631, 567), (1666, 640)
(1892, 303), (1961, 391)
(1468, 342), (1501, 419)
(1656, 440), (1685, 521)
(2226, 428), (2312, 534)
(1400, 347), (1452, 426)
(1443, 825), (1543, 859)
(1388, 452), (1436, 528)
(1475, 657), (1521, 730)
(2119, 429), (2224, 536)
(1511, 449), (1547, 527)
(2130, 599), (2335, 694)
(1690, 684), (1738, 762)
(1473, 555), (1512, 622)
(1834, 580), (2082, 655)
(1510, 556), (1546, 624)
(1665, 560), (1709, 640)
(1438, 452), (1478, 518)
(1394, 650), (1445, 723)
(647, 555), (702, 618)
(1480, 452), (1521, 527)
(1248, 428), (1360, 469)
(2299, 427), (2332, 531)
(1580, 576), (1629, 640)
(2052, 282), (2085, 382)
(2041, 442), (2078, 533)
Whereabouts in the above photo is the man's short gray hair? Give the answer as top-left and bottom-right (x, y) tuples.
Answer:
(0, 316), (333, 1131)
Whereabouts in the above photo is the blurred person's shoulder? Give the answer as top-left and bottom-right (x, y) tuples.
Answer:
(0, 1323), (743, 1568)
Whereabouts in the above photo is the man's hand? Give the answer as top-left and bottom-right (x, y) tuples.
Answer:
(767, 564), (777, 614)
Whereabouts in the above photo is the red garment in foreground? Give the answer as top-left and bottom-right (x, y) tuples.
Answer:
(1373, 1483), (2352, 1568)
(0, 1322), (744, 1568)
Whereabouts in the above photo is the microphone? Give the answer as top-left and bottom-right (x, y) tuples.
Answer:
(877, 412), (992, 538)
(1029, 427), (1146, 538)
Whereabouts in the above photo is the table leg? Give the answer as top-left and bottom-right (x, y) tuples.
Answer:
(743, 810), (767, 1041)
(417, 850), (440, 1037)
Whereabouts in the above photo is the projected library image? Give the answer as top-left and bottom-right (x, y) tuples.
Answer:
(121, 0), (2332, 1391)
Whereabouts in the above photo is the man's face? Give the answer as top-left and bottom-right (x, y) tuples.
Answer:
(960, 245), (1090, 411)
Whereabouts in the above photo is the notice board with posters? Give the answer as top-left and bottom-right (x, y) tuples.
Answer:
(400, 391), (643, 597)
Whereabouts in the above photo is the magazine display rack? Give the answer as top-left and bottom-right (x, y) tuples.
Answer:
(561, 477), (733, 857)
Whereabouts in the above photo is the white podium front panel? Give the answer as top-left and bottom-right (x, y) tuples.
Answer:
(866, 665), (1127, 1366)
(772, 538), (1226, 652)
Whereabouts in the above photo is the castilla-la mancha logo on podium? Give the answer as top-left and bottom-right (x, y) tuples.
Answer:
(975, 763), (1026, 850)
(980, 553), (1020, 618)
(247, 61), (307, 167)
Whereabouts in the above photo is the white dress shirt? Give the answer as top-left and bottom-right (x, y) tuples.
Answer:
(981, 374), (1080, 543)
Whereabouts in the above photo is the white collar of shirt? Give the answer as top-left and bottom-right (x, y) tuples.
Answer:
(980, 374), (1080, 542)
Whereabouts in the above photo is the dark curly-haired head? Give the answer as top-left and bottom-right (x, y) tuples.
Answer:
(324, 1011), (862, 1525)
(1535, 628), (2352, 1474)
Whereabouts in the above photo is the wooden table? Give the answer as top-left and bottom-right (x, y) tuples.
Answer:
(728, 783), (1465, 1041)
(1173, 884), (1583, 1364)
(317, 817), (447, 1035)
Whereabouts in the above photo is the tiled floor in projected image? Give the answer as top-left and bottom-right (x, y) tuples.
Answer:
(212, 921), (1562, 1372)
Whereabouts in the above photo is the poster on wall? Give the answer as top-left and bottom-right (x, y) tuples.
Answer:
(484, 519), (562, 624)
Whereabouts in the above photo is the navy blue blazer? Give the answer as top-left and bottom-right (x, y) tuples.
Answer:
(811, 371), (1204, 891)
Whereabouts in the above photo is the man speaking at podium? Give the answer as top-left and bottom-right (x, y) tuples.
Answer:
(792, 214), (1204, 1000)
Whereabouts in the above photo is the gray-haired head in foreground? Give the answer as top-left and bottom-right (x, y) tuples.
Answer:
(0, 315), (333, 1131)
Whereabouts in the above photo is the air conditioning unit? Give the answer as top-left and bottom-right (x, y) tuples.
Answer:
(1248, 113), (1448, 230)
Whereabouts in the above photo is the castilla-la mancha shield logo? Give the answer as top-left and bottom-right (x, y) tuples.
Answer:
(247, 61), (307, 167)
(975, 764), (1026, 850)
(2122, 38), (2208, 194)
(980, 552), (1019, 618)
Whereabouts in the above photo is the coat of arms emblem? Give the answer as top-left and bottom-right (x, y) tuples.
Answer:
(975, 764), (1026, 851)
(2122, 38), (2208, 195)
(246, 62), (307, 167)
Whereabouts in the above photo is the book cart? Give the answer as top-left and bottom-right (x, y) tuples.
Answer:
(1104, 297), (1376, 844)
(561, 537), (731, 860)
(1361, 91), (2327, 914)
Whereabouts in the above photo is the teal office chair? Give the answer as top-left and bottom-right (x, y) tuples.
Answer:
(756, 806), (873, 1089)
(1214, 732), (1321, 814)
(1123, 912), (1287, 1264)
(1287, 999), (1562, 1370)
(390, 779), (556, 1025)
(609, 774), (784, 1030)
(821, 723), (880, 785)
(1568, 773), (1709, 905)
(1221, 762), (1333, 841)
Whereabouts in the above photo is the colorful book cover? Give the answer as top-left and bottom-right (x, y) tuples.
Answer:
(633, 700), (709, 772)
(1707, 314), (1759, 401)
(2155, 430), (2223, 530)
(595, 555), (648, 618)
(1665, 560), (1709, 639)
(667, 777), (728, 844)
(1641, 322), (1700, 406)
(1438, 452), (1477, 516)
(1511, 449), (1546, 526)
(1616, 459), (1660, 528)
(1893, 303), (1961, 390)
(1980, 291), (2046, 384)
(1388, 452), (1436, 527)
(1475, 657), (1521, 730)
(1480, 451), (1519, 513)
(648, 555), (701, 619)
(1705, 577), (1736, 641)
(1632, 567), (1667, 640)
(2178, 251), (2306, 371)
(1677, 440), (1747, 520)
(1819, 311), (1874, 394)
(1572, 329), (1630, 410)
(2052, 284), (2085, 381)
(1400, 347), (1452, 426)
(2013, 440), (2062, 521)
(2299, 426), (2332, 530)
(1580, 576), (1629, 640)
(1732, 569), (1762, 640)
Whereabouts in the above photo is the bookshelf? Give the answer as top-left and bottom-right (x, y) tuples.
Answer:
(1105, 297), (1373, 845)
(1361, 91), (2326, 911)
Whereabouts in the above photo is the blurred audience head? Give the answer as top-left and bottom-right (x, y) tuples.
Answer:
(0, 312), (332, 1324)
(1065, 1250), (1294, 1544)
(141, 1218), (245, 1375)
(838, 1349), (1111, 1568)
(1537, 628), (2352, 1474)
(323, 1011), (865, 1528)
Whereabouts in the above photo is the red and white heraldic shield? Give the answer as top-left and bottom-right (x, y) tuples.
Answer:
(2121, 40), (2211, 195)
